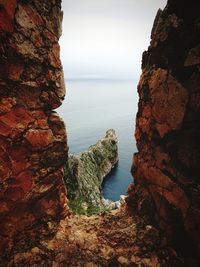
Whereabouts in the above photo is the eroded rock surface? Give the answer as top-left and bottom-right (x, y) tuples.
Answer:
(0, 0), (69, 265)
(65, 129), (118, 211)
(127, 0), (200, 262)
(1, 0), (199, 266)
(9, 206), (183, 267)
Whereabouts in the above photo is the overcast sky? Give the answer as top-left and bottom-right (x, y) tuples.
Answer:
(60, 0), (167, 80)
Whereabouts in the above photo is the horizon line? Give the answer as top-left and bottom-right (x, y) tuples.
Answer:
(64, 77), (138, 82)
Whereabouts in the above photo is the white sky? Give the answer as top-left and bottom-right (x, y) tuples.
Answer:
(60, 0), (167, 80)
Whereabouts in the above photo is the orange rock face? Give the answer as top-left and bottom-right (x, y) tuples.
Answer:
(0, 0), (69, 265)
(0, 0), (17, 32)
(127, 0), (200, 260)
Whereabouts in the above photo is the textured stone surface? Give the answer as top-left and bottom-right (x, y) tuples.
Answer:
(65, 129), (118, 209)
(127, 0), (200, 261)
(0, 1), (69, 265)
(0, 0), (17, 32)
(7, 207), (183, 267)
(1, 0), (199, 265)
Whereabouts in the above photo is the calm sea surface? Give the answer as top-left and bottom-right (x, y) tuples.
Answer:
(57, 80), (138, 201)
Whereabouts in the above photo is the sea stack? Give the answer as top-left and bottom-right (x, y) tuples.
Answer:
(64, 129), (118, 213)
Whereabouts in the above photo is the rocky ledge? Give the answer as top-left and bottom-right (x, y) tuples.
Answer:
(64, 129), (119, 214)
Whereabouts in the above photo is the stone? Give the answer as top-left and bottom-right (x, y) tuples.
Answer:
(184, 44), (200, 67)
(0, 1), (69, 265)
(31, 31), (44, 48)
(118, 256), (129, 264)
(48, 44), (61, 68)
(15, 4), (43, 29)
(43, 30), (58, 42)
(0, 106), (33, 137)
(0, 97), (16, 113)
(0, 0), (17, 32)
(8, 145), (30, 161)
(64, 129), (118, 210)
(149, 69), (188, 137)
(5, 61), (24, 81)
(25, 129), (54, 148)
(13, 170), (34, 193)
(11, 35), (41, 60)
(0, 156), (11, 182)
(128, 0), (200, 261)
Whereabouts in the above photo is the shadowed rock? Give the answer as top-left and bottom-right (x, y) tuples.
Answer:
(127, 0), (200, 263)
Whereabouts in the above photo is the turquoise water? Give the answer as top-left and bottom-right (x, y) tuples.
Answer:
(57, 80), (138, 201)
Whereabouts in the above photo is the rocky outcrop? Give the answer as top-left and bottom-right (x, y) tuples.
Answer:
(127, 0), (200, 261)
(0, 0), (69, 265)
(1, 0), (199, 266)
(45, 208), (183, 267)
(65, 129), (119, 212)
(5, 205), (182, 267)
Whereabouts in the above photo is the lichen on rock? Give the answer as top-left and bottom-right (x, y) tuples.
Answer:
(64, 129), (119, 213)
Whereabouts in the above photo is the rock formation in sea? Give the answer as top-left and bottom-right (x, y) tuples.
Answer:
(0, 0), (199, 266)
(65, 129), (119, 212)
(126, 0), (200, 261)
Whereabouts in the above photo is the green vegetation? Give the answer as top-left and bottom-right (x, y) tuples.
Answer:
(68, 197), (110, 216)
(64, 129), (118, 214)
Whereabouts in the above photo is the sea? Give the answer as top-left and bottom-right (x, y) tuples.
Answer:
(57, 79), (138, 201)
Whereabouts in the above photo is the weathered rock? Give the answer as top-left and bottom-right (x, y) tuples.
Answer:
(127, 0), (200, 262)
(0, 1), (69, 265)
(64, 129), (118, 210)
(0, 0), (17, 32)
(0, 0), (199, 265)
(37, 207), (183, 267)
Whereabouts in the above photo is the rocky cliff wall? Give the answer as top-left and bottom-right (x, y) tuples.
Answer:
(127, 0), (200, 259)
(0, 0), (69, 265)
(65, 129), (118, 211)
